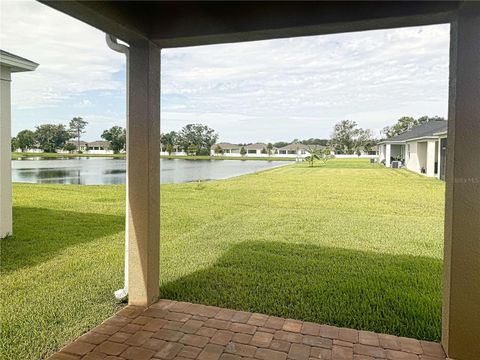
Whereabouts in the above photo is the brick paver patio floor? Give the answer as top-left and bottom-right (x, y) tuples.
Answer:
(48, 299), (447, 360)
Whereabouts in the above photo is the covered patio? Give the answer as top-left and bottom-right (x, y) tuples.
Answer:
(17, 1), (480, 359)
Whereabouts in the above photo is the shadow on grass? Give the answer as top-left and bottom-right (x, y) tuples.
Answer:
(161, 241), (442, 341)
(1, 206), (124, 273)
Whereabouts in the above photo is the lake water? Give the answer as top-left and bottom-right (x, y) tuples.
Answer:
(11, 157), (289, 185)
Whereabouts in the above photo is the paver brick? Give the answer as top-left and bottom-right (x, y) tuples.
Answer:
(232, 332), (252, 344)
(205, 318), (230, 330)
(303, 335), (332, 348)
(288, 343), (311, 360)
(398, 338), (422, 354)
(180, 334), (210, 348)
(229, 322), (257, 334)
(386, 349), (419, 360)
(211, 330), (234, 345)
(255, 347), (287, 360)
(319, 326), (339, 340)
(165, 312), (192, 323)
(197, 343), (225, 360)
(109, 332), (131, 343)
(225, 342), (257, 357)
(155, 342), (183, 360)
(265, 317), (285, 330)
(353, 344), (385, 358)
(153, 329), (183, 342)
(144, 319), (168, 332)
(301, 322), (320, 336)
(62, 341), (95, 356)
(331, 345), (353, 360)
(283, 319), (303, 333)
(270, 339), (291, 352)
(338, 329), (358, 344)
(79, 332), (110, 345)
(358, 332), (379, 347)
(274, 330), (303, 344)
(197, 327), (218, 338)
(94, 341), (128, 356)
(419, 341), (445, 357)
(121, 346), (155, 360)
(247, 313), (269, 327)
(310, 346), (332, 359)
(378, 334), (400, 351)
(231, 311), (252, 324)
(177, 345), (202, 358)
(180, 319), (204, 334)
(250, 331), (273, 348)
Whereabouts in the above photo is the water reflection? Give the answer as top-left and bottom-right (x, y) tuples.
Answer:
(12, 157), (288, 185)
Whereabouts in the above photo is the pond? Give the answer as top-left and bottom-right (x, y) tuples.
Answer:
(11, 157), (289, 185)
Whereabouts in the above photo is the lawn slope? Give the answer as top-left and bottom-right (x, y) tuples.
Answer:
(0, 160), (445, 359)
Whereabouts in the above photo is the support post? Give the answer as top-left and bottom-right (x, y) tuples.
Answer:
(0, 67), (12, 239)
(426, 140), (436, 177)
(126, 40), (160, 307)
(385, 143), (391, 167)
(436, 139), (442, 180)
(442, 4), (480, 359)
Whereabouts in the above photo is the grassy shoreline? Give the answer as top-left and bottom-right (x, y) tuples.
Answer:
(1, 159), (445, 359)
(12, 152), (296, 161)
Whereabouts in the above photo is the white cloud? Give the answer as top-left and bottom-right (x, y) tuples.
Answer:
(2, 0), (449, 142)
(0, 0), (125, 109)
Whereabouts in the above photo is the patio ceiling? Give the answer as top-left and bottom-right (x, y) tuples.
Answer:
(42, 1), (461, 47)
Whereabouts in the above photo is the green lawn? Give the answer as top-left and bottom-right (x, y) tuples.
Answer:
(0, 159), (445, 359)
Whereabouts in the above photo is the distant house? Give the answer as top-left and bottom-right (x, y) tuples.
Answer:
(61, 140), (88, 152)
(160, 143), (186, 156)
(378, 120), (447, 179)
(211, 142), (241, 156)
(86, 140), (114, 155)
(244, 143), (269, 156)
(277, 143), (325, 158)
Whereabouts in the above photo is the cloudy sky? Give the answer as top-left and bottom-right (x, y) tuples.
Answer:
(1, 0), (450, 143)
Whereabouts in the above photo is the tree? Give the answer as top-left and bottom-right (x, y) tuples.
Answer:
(34, 124), (72, 152)
(161, 131), (177, 148)
(240, 146), (246, 156)
(69, 117), (88, 151)
(267, 143), (273, 155)
(301, 138), (329, 146)
(330, 120), (374, 155)
(101, 126), (126, 153)
(382, 116), (445, 138)
(261, 147), (267, 154)
(273, 141), (289, 148)
(11, 137), (17, 151)
(166, 144), (175, 155)
(63, 142), (77, 153)
(187, 144), (198, 156)
(177, 124), (218, 156)
(214, 144), (224, 155)
(13, 129), (36, 151)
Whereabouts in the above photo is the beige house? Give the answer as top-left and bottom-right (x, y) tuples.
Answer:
(0, 50), (38, 238)
(378, 120), (448, 179)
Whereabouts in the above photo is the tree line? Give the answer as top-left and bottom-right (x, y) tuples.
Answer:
(12, 117), (127, 153)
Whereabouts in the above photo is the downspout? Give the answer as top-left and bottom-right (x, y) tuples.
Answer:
(106, 34), (130, 301)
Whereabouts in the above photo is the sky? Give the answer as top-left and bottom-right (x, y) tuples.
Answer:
(1, 0), (450, 143)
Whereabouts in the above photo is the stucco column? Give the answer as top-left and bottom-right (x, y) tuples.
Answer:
(126, 40), (160, 306)
(426, 140), (436, 177)
(0, 66), (12, 239)
(442, 4), (480, 360)
(385, 143), (391, 167)
(436, 139), (442, 180)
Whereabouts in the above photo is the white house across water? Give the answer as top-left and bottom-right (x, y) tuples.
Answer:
(378, 120), (448, 179)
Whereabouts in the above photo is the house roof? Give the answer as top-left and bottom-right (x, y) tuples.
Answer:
(278, 143), (324, 151)
(214, 142), (240, 150)
(0, 50), (38, 72)
(88, 140), (111, 148)
(66, 140), (88, 146)
(379, 120), (448, 143)
(245, 143), (268, 150)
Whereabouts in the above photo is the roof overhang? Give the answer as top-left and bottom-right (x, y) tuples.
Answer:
(40, 1), (462, 47)
(0, 51), (38, 72)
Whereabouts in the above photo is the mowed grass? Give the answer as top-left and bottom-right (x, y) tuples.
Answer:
(0, 159), (445, 359)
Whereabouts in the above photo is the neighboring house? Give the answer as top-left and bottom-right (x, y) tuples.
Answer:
(86, 140), (114, 154)
(210, 142), (241, 156)
(57, 140), (88, 153)
(378, 120), (447, 179)
(245, 143), (270, 156)
(277, 143), (325, 158)
(160, 143), (186, 156)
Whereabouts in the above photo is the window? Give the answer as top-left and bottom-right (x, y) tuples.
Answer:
(248, 149), (257, 154)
